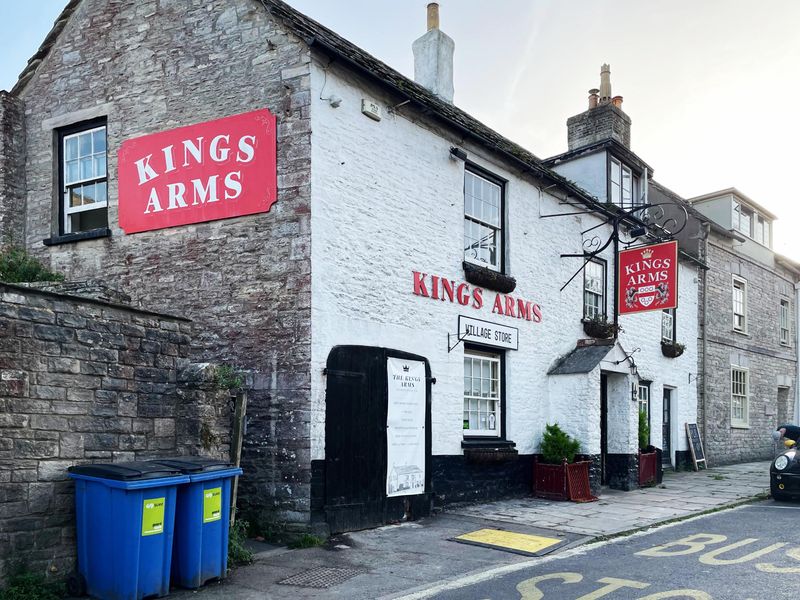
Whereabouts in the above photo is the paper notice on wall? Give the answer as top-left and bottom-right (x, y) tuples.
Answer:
(386, 357), (426, 498)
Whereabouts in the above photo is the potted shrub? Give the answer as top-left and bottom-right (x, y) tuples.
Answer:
(533, 424), (594, 501)
(582, 315), (622, 339)
(660, 340), (685, 358)
(638, 409), (658, 487)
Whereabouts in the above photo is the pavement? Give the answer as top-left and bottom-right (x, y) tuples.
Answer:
(183, 461), (771, 600)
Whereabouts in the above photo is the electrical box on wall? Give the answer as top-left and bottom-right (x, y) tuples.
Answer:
(361, 99), (381, 121)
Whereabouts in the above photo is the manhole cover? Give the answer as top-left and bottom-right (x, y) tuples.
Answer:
(278, 566), (362, 588)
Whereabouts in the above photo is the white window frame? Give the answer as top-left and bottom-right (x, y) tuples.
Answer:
(463, 169), (503, 272)
(732, 275), (748, 333)
(638, 382), (650, 420)
(780, 298), (791, 346)
(732, 201), (753, 238)
(463, 349), (501, 438)
(62, 125), (108, 235)
(609, 158), (632, 208)
(583, 259), (606, 319)
(661, 308), (675, 343)
(731, 366), (749, 428)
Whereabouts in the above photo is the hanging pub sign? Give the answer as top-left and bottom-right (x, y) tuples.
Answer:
(118, 108), (277, 234)
(618, 240), (678, 315)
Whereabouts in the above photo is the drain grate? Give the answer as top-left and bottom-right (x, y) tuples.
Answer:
(277, 566), (363, 588)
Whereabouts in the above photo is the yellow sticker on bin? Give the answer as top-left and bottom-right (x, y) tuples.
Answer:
(454, 529), (561, 555)
(142, 497), (165, 536)
(203, 487), (222, 523)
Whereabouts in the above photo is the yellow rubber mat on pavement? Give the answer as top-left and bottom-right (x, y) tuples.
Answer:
(453, 529), (563, 556)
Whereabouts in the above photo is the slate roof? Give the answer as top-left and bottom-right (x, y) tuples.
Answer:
(10, 0), (617, 219)
(548, 342), (614, 375)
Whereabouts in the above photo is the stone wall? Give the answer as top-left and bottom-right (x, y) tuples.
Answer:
(701, 238), (797, 464)
(13, 0), (312, 531)
(567, 103), (631, 150)
(0, 92), (25, 245)
(0, 283), (232, 580)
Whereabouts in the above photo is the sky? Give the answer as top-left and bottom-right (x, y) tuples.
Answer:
(2, 1), (799, 257)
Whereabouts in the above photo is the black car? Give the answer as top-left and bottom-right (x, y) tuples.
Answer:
(770, 444), (800, 501)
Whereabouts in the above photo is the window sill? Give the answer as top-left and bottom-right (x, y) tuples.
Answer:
(731, 423), (750, 430)
(462, 261), (516, 294)
(43, 228), (111, 246)
(732, 329), (750, 337)
(461, 438), (515, 449)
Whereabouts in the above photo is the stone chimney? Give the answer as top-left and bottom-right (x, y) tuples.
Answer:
(567, 64), (631, 150)
(0, 92), (26, 246)
(412, 3), (455, 103)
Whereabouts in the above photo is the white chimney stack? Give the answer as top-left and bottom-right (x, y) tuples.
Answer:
(412, 3), (455, 103)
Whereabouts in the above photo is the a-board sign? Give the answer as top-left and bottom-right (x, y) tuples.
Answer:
(685, 423), (706, 471)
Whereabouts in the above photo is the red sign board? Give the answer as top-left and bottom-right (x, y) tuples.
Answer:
(118, 109), (277, 233)
(618, 240), (678, 315)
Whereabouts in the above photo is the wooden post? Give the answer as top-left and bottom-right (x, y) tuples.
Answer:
(229, 391), (248, 526)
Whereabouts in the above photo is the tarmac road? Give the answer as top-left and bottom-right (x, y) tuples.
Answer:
(412, 501), (800, 600)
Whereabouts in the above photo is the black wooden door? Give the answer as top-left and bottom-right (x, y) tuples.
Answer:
(324, 346), (432, 533)
(600, 374), (608, 485)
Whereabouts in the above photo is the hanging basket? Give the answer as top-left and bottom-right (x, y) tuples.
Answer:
(660, 341), (685, 358)
(582, 318), (620, 339)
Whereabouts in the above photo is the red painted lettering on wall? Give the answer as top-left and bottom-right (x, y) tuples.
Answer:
(412, 271), (542, 323)
(118, 109), (277, 234)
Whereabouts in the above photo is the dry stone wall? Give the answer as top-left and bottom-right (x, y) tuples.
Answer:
(0, 283), (232, 580)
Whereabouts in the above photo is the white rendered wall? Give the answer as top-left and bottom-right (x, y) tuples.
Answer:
(308, 59), (698, 466)
(550, 153), (607, 203)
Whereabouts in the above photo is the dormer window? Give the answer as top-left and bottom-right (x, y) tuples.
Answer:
(609, 157), (640, 208)
(732, 201), (771, 247)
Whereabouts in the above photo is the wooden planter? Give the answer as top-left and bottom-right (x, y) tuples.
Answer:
(638, 450), (658, 486)
(533, 457), (596, 502)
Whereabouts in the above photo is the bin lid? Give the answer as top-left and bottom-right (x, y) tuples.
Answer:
(149, 457), (237, 474)
(68, 461), (184, 481)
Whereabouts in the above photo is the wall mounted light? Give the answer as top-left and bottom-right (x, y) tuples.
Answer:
(450, 146), (468, 161)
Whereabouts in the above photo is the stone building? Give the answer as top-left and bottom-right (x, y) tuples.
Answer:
(543, 65), (702, 473)
(0, 0), (701, 545)
(688, 188), (800, 463)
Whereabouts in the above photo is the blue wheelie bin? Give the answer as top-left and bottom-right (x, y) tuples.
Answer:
(150, 457), (243, 589)
(68, 462), (189, 600)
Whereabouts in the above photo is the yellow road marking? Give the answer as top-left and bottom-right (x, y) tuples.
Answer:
(455, 529), (562, 555)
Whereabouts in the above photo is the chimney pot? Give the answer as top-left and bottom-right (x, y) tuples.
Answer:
(612, 95), (623, 108)
(427, 3), (440, 31)
(599, 64), (612, 103)
(588, 88), (599, 109)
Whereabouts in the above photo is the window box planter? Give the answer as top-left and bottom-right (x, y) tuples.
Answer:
(464, 447), (518, 464)
(582, 317), (621, 339)
(533, 457), (595, 502)
(660, 341), (685, 358)
(462, 261), (516, 294)
(638, 448), (658, 487)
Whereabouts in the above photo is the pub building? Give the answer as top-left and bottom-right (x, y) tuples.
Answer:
(0, 0), (700, 536)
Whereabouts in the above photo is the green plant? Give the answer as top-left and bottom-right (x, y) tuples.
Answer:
(228, 518), (253, 566)
(539, 423), (581, 464)
(638, 409), (650, 451)
(0, 570), (64, 600)
(288, 534), (323, 549)
(214, 364), (244, 390)
(582, 314), (623, 338)
(0, 246), (64, 284)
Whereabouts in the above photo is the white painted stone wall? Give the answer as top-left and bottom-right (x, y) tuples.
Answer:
(308, 59), (698, 466)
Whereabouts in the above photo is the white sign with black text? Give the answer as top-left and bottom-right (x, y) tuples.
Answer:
(458, 315), (519, 351)
(386, 358), (426, 498)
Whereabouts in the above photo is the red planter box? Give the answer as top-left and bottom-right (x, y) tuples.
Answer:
(533, 458), (596, 502)
(639, 451), (657, 486)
